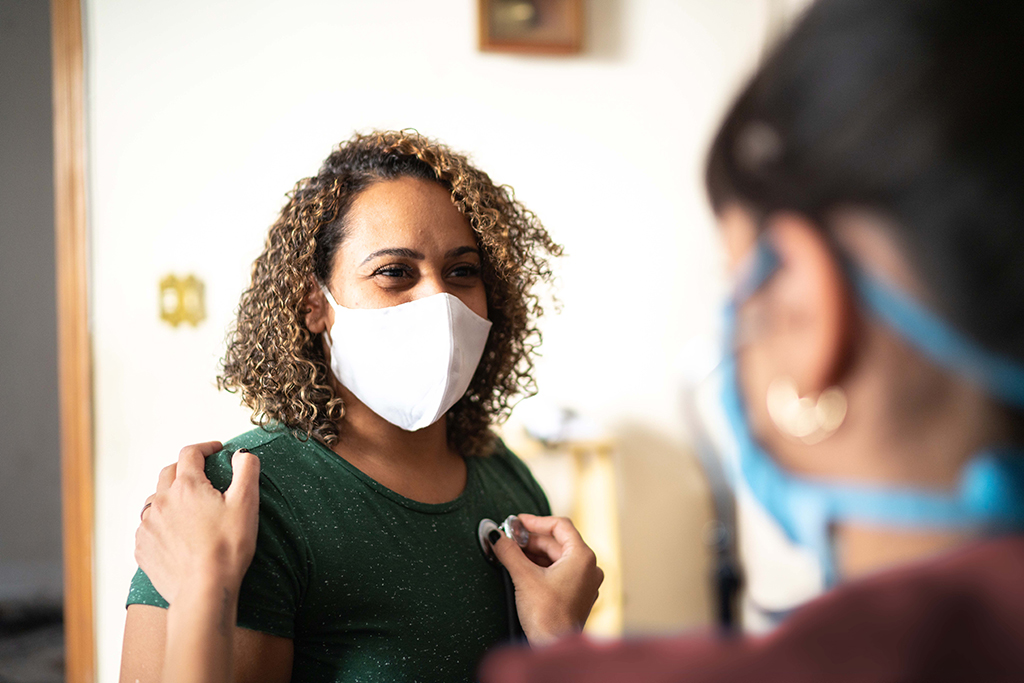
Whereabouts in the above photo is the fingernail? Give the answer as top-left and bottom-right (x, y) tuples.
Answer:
(488, 529), (501, 544)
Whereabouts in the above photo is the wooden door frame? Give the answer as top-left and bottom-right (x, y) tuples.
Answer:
(51, 0), (96, 681)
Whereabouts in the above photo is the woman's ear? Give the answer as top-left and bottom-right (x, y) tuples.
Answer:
(763, 214), (853, 394)
(304, 279), (332, 334)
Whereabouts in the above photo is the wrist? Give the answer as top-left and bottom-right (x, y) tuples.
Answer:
(526, 614), (581, 647)
(168, 576), (239, 634)
(175, 568), (240, 605)
(189, 547), (247, 590)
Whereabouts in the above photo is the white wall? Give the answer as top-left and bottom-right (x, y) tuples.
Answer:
(86, 0), (783, 677)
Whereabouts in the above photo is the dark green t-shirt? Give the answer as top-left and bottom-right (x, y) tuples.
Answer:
(128, 426), (550, 682)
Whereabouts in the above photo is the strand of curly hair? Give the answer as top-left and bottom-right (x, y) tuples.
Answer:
(218, 130), (562, 456)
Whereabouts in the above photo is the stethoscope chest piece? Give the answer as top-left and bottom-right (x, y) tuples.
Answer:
(478, 515), (529, 561)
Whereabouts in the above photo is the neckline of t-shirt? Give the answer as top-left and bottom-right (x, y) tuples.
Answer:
(307, 436), (479, 514)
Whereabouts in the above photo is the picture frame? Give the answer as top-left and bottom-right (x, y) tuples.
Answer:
(478, 0), (584, 55)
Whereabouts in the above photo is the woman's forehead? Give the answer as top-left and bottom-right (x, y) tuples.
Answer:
(342, 177), (476, 257)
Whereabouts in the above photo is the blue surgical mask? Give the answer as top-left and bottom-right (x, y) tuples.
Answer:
(722, 237), (1024, 589)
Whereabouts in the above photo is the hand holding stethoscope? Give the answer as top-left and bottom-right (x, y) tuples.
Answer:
(478, 513), (605, 646)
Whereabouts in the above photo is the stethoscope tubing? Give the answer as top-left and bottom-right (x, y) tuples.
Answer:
(479, 516), (530, 643)
(501, 566), (527, 642)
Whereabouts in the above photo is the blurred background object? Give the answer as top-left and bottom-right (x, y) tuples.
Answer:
(0, 0), (66, 681)
(158, 274), (207, 328)
(501, 405), (624, 637)
(0, 603), (65, 683)
(479, 0), (584, 54)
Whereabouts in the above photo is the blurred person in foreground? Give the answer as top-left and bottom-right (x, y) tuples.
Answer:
(135, 0), (1024, 680)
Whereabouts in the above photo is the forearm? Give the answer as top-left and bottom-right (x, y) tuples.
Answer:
(164, 577), (239, 683)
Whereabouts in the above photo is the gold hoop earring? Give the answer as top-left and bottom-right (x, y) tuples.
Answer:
(766, 376), (847, 445)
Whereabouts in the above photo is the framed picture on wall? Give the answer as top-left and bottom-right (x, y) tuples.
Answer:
(478, 0), (584, 55)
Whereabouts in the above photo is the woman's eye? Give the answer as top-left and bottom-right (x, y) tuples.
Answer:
(372, 264), (412, 279)
(448, 264), (481, 279)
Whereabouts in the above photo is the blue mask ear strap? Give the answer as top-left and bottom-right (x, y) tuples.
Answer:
(849, 266), (1024, 410)
(735, 234), (1024, 409)
(725, 239), (782, 346)
(732, 239), (781, 306)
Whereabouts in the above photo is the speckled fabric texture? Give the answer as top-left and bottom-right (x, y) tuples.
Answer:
(128, 426), (550, 682)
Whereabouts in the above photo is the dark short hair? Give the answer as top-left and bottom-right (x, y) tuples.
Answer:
(706, 0), (1024, 362)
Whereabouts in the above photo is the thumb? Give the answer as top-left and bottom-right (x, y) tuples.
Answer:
(491, 533), (538, 582)
(225, 448), (260, 511)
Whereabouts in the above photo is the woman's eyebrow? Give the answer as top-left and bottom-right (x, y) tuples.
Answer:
(445, 246), (480, 259)
(360, 246), (480, 265)
(361, 247), (424, 264)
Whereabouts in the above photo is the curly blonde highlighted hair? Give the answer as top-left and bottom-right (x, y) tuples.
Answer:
(219, 130), (562, 455)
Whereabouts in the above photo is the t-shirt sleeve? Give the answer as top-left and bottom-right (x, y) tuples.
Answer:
(126, 445), (310, 640)
(127, 565), (167, 608)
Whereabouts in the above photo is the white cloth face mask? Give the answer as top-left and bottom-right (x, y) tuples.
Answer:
(320, 286), (493, 431)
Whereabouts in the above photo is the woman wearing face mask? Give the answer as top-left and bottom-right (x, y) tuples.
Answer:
(119, 130), (600, 683)
(479, 0), (1024, 679)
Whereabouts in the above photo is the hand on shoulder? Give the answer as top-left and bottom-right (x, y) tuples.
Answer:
(135, 442), (261, 603)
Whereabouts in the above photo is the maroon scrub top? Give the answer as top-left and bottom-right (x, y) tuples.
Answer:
(481, 536), (1024, 682)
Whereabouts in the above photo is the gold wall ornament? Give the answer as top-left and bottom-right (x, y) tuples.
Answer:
(159, 274), (206, 327)
(766, 376), (847, 445)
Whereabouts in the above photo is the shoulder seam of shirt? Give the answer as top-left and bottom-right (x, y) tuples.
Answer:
(224, 425), (289, 451)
